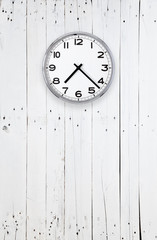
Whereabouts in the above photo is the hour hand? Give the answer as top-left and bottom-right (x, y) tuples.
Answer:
(64, 63), (83, 83)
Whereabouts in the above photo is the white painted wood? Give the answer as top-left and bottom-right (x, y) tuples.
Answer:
(0, 1), (26, 239)
(120, 1), (140, 239)
(46, 1), (65, 239)
(92, 1), (120, 239)
(26, 1), (47, 239)
(139, 1), (157, 239)
(1, 0), (157, 239)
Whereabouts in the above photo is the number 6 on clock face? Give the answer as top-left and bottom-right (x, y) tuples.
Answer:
(43, 32), (114, 103)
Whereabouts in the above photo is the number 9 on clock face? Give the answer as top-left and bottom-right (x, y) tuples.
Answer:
(43, 32), (113, 103)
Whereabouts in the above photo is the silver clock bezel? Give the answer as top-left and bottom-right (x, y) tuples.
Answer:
(42, 31), (114, 103)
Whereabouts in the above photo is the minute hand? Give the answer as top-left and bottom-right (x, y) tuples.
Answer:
(74, 64), (100, 89)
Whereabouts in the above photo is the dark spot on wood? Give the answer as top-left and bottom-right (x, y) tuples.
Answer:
(33, 229), (35, 231)
(123, 20), (125, 23)
(77, 17), (79, 20)
(13, 108), (15, 110)
(76, 232), (79, 235)
(54, 128), (56, 131)
(2, 10), (4, 12)
(77, 124), (79, 127)
(105, 129), (107, 132)
(154, 20), (156, 22)
(70, 10), (72, 13)
(50, 110), (52, 112)
(7, 231), (9, 234)
(3, 116), (5, 120)
(12, 1), (14, 4)
(8, 124), (10, 126)
(2, 126), (7, 131)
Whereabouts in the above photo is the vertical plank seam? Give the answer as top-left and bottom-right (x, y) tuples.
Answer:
(101, 165), (108, 239)
(64, 101), (66, 238)
(45, 0), (48, 239)
(138, 0), (142, 239)
(91, 2), (94, 239)
(64, 1), (66, 238)
(25, 0), (28, 239)
(119, 0), (122, 239)
(91, 102), (93, 240)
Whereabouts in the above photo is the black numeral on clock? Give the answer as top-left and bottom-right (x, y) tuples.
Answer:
(49, 64), (56, 71)
(62, 87), (68, 94)
(98, 77), (104, 84)
(97, 51), (104, 58)
(88, 87), (95, 94)
(54, 51), (61, 58)
(75, 90), (82, 97)
(74, 39), (83, 45)
(101, 64), (108, 71)
(64, 42), (69, 49)
(53, 78), (60, 84)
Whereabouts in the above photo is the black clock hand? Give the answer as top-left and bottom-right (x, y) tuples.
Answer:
(74, 64), (100, 89)
(64, 63), (83, 83)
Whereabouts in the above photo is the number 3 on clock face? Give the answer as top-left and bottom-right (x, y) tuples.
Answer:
(43, 32), (114, 103)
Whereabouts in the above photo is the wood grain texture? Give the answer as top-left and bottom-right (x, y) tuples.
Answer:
(0, 0), (157, 239)
(0, 1), (27, 240)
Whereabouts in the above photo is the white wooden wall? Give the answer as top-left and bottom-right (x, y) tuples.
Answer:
(0, 0), (157, 239)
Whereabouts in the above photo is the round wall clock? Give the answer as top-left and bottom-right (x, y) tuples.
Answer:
(43, 32), (113, 103)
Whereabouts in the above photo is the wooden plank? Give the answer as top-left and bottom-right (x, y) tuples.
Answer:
(26, 1), (47, 239)
(139, 1), (157, 239)
(92, 0), (120, 239)
(46, 1), (65, 240)
(0, 1), (27, 240)
(120, 1), (140, 239)
(64, 1), (93, 239)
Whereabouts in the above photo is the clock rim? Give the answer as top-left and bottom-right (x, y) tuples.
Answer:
(42, 31), (114, 104)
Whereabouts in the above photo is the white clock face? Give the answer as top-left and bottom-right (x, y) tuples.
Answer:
(43, 32), (113, 103)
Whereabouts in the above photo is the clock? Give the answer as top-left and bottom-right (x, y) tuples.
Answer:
(43, 32), (113, 103)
